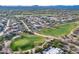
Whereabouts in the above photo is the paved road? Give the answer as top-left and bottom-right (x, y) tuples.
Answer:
(20, 20), (31, 32)
(1, 19), (12, 53)
(0, 19), (10, 36)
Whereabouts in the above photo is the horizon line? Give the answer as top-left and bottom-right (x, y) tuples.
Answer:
(0, 5), (79, 6)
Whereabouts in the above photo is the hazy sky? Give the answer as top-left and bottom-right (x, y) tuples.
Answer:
(0, 0), (79, 6)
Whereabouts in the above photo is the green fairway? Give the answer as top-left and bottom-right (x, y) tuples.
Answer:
(39, 22), (78, 37)
(10, 33), (45, 51)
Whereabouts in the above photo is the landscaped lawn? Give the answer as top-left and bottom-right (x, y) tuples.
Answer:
(10, 33), (45, 51)
(39, 22), (78, 37)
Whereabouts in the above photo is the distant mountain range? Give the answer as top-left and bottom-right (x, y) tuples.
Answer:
(0, 5), (79, 10)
